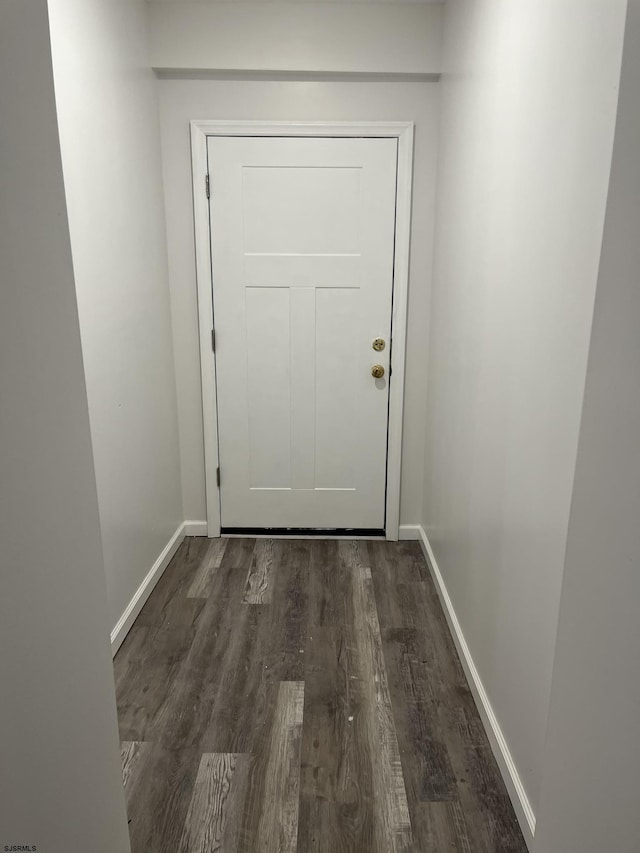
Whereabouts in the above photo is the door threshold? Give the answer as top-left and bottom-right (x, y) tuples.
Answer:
(221, 527), (386, 539)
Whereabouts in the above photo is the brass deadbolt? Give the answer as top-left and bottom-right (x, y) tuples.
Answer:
(372, 338), (386, 352)
(371, 364), (385, 379)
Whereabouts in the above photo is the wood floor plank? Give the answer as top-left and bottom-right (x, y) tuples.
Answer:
(260, 540), (310, 681)
(405, 700), (459, 802)
(117, 623), (200, 743)
(300, 626), (372, 807)
(382, 626), (459, 805)
(198, 601), (264, 754)
(242, 538), (279, 604)
(253, 681), (305, 853)
(297, 798), (376, 853)
(206, 541), (308, 753)
(159, 561), (249, 751)
(443, 742), (527, 853)
(337, 539), (369, 572)
(307, 540), (347, 628)
(114, 626), (152, 694)
(351, 564), (413, 852)
(382, 625), (439, 706)
(136, 537), (210, 628)
(187, 537), (229, 598)
(368, 540), (427, 584)
(179, 753), (251, 853)
(121, 740), (151, 790)
(369, 565), (427, 631)
(412, 801), (473, 853)
(125, 744), (200, 853)
(219, 536), (257, 569)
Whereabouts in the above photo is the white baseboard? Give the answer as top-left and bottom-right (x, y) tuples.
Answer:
(184, 520), (208, 536)
(110, 523), (186, 656)
(414, 524), (536, 849)
(398, 524), (422, 540)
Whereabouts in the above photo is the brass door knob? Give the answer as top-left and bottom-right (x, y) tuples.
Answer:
(371, 364), (385, 379)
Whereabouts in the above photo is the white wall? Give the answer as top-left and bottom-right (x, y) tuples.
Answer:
(149, 2), (442, 76)
(158, 79), (439, 528)
(0, 2), (130, 849)
(48, 0), (184, 633)
(534, 4), (640, 850)
(422, 0), (627, 831)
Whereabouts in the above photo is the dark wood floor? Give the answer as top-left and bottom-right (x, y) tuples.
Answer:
(114, 537), (527, 853)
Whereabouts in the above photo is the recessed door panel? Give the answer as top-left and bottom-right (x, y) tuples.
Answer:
(242, 166), (361, 255)
(245, 286), (291, 489)
(315, 287), (359, 490)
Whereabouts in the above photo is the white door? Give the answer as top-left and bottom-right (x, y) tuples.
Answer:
(208, 136), (398, 531)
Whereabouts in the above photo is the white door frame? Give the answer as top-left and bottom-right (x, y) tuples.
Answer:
(190, 120), (414, 540)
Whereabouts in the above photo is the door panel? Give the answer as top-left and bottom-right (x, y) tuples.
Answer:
(208, 136), (398, 529)
(242, 166), (361, 254)
(245, 286), (291, 488)
(315, 287), (359, 490)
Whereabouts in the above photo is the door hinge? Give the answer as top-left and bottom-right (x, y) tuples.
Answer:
(205, 174), (210, 199)
(216, 466), (221, 488)
(211, 328), (215, 352)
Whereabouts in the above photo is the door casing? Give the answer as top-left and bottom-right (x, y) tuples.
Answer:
(190, 120), (414, 540)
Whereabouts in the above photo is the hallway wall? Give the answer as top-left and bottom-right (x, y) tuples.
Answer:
(148, 1), (443, 77)
(422, 0), (627, 833)
(0, 2), (130, 848)
(157, 79), (439, 529)
(48, 0), (183, 634)
(535, 3), (640, 849)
